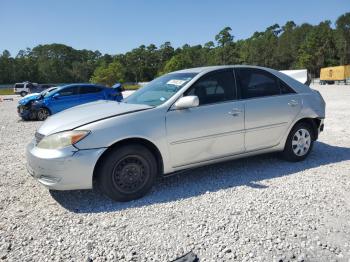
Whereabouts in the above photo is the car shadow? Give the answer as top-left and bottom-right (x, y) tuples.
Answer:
(50, 141), (350, 213)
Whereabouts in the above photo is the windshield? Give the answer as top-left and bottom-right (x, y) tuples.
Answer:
(43, 87), (58, 97)
(125, 73), (197, 106)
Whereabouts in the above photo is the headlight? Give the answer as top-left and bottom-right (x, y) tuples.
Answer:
(37, 130), (90, 149)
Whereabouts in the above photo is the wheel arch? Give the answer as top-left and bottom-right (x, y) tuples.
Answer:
(92, 137), (164, 184)
(291, 117), (321, 140)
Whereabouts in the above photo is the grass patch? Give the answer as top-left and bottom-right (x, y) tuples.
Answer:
(123, 84), (140, 90)
(0, 89), (14, 95)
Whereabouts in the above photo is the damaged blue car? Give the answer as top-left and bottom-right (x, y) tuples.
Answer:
(17, 84), (123, 121)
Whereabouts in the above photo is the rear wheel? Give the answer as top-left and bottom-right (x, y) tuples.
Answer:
(282, 122), (314, 162)
(37, 108), (50, 121)
(96, 144), (157, 202)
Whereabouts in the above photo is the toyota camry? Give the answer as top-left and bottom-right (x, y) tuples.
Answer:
(26, 66), (325, 201)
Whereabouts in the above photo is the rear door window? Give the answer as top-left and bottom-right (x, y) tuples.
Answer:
(279, 80), (296, 94)
(15, 84), (24, 89)
(235, 68), (281, 99)
(79, 86), (102, 94)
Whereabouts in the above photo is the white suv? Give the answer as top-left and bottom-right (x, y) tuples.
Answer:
(13, 82), (38, 97)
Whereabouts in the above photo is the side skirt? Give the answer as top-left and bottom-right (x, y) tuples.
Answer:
(163, 145), (283, 176)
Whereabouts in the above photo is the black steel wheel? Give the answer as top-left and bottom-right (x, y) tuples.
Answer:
(96, 144), (157, 202)
(111, 155), (150, 194)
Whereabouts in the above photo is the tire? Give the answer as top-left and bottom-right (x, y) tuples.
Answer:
(282, 122), (315, 162)
(20, 91), (28, 97)
(37, 108), (50, 121)
(28, 110), (37, 121)
(96, 144), (158, 202)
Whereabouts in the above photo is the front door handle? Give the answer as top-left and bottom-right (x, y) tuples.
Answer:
(228, 108), (242, 116)
(288, 100), (298, 107)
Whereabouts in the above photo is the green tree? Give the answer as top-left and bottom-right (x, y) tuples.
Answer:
(0, 50), (14, 83)
(297, 21), (337, 76)
(215, 27), (236, 64)
(335, 12), (350, 64)
(242, 26), (280, 68)
(276, 22), (312, 69)
(160, 45), (209, 74)
(159, 42), (175, 66)
(161, 53), (192, 74)
(215, 27), (233, 47)
(90, 60), (125, 86)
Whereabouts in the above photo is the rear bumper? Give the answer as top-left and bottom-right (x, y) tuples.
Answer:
(26, 141), (106, 190)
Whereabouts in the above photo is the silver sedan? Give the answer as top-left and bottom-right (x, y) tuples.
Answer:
(26, 66), (325, 201)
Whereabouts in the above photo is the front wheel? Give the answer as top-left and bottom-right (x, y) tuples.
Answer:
(28, 110), (37, 121)
(96, 144), (157, 202)
(20, 91), (28, 97)
(37, 108), (50, 121)
(282, 123), (314, 162)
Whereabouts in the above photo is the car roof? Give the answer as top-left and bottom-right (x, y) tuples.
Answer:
(61, 83), (104, 87)
(45, 84), (105, 95)
(171, 65), (278, 74)
(56, 83), (106, 90)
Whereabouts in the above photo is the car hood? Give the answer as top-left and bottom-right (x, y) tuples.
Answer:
(38, 100), (152, 135)
(19, 93), (41, 105)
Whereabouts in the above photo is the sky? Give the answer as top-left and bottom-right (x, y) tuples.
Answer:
(0, 0), (349, 56)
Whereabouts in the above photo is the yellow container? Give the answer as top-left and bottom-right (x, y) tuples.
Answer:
(320, 65), (350, 81)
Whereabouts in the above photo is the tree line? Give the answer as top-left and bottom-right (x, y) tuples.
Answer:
(0, 12), (349, 86)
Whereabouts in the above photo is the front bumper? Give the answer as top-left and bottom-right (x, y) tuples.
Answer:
(26, 141), (106, 190)
(17, 105), (32, 119)
(318, 119), (325, 135)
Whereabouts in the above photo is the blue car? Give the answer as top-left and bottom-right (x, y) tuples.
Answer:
(17, 84), (123, 121)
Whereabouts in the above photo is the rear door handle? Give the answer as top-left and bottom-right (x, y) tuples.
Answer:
(228, 108), (242, 116)
(288, 100), (298, 107)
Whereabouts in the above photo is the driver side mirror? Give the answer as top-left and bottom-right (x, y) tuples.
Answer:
(112, 83), (124, 92)
(174, 96), (199, 110)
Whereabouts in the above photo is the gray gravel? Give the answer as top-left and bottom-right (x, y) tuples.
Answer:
(1, 84), (350, 261)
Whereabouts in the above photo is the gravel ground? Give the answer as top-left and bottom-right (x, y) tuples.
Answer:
(0, 84), (350, 262)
